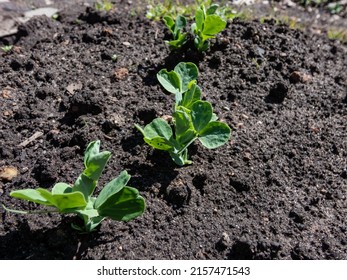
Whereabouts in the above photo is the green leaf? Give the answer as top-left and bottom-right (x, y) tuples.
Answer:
(175, 91), (183, 105)
(72, 189), (104, 232)
(170, 152), (185, 166)
(82, 140), (111, 183)
(144, 137), (173, 151)
(97, 186), (145, 221)
(52, 183), (72, 195)
(175, 15), (186, 32)
(71, 211), (104, 232)
(94, 170), (131, 209)
(177, 129), (196, 146)
(174, 107), (192, 137)
(169, 150), (192, 166)
(157, 69), (181, 94)
(163, 16), (175, 33)
(83, 151), (111, 181)
(166, 33), (187, 49)
(37, 188), (87, 211)
(10, 189), (53, 206)
(199, 121), (231, 149)
(180, 83), (202, 109)
(174, 62), (199, 93)
(84, 140), (100, 167)
(202, 15), (226, 36)
(85, 216), (105, 231)
(195, 5), (205, 31)
(143, 118), (173, 140)
(211, 113), (218, 121)
(206, 4), (219, 15)
(73, 173), (97, 200)
(75, 208), (99, 219)
(191, 22), (197, 34)
(191, 101), (213, 133)
(136, 122), (173, 150)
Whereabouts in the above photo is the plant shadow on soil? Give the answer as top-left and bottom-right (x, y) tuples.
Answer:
(0, 215), (124, 259)
(121, 132), (180, 193)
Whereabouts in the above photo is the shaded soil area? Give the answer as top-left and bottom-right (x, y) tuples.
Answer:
(0, 1), (346, 259)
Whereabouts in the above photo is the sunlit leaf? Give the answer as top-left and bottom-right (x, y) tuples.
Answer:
(98, 186), (145, 221)
(199, 121), (231, 149)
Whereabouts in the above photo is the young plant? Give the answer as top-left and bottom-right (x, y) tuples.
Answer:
(111, 54), (118, 61)
(163, 14), (188, 50)
(95, 0), (113, 12)
(1, 45), (13, 53)
(3, 140), (145, 232)
(135, 62), (231, 166)
(191, 3), (227, 52)
(146, 0), (176, 21)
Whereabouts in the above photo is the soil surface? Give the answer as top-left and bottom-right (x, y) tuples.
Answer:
(0, 0), (346, 260)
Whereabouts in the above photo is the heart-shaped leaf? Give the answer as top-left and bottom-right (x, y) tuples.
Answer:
(191, 101), (213, 133)
(143, 118), (173, 140)
(97, 186), (145, 221)
(174, 62), (199, 93)
(199, 121), (231, 149)
(157, 69), (181, 94)
(203, 15), (226, 36)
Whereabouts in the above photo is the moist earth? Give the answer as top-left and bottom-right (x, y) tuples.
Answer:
(0, 1), (346, 260)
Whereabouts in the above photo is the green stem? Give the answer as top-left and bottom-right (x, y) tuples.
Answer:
(2, 204), (60, 215)
(177, 136), (198, 154)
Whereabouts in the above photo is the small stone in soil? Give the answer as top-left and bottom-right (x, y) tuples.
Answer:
(216, 232), (231, 250)
(114, 68), (129, 80)
(290, 71), (312, 84)
(0, 166), (18, 181)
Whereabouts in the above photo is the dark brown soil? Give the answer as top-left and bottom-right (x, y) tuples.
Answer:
(0, 1), (346, 260)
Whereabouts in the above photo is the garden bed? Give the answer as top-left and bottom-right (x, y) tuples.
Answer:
(0, 1), (346, 259)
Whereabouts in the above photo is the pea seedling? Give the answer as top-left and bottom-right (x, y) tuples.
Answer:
(1, 45), (13, 53)
(191, 3), (227, 51)
(163, 14), (188, 50)
(95, 0), (113, 12)
(135, 62), (231, 165)
(3, 140), (145, 232)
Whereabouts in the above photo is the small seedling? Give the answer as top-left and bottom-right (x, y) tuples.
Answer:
(1, 45), (13, 53)
(148, 1), (234, 51)
(135, 62), (231, 165)
(3, 140), (145, 232)
(95, 0), (113, 12)
(146, 0), (182, 21)
(327, 2), (343, 14)
(327, 28), (347, 43)
(51, 14), (59, 20)
(191, 3), (227, 51)
(163, 14), (188, 49)
(111, 54), (118, 61)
